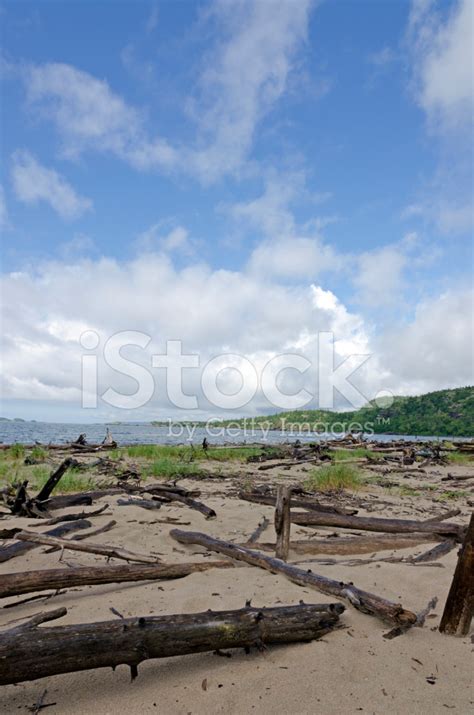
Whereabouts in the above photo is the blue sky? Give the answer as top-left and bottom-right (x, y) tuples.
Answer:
(0, 0), (472, 421)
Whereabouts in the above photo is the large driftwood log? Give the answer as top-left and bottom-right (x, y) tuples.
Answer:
(0, 602), (344, 686)
(0, 520), (91, 563)
(12, 530), (162, 564)
(275, 486), (292, 561)
(36, 458), (77, 503)
(439, 513), (474, 636)
(0, 561), (235, 599)
(290, 511), (465, 540)
(171, 529), (417, 626)
(246, 532), (441, 556)
(154, 492), (216, 519)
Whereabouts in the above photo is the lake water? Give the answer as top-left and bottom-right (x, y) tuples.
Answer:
(0, 421), (467, 446)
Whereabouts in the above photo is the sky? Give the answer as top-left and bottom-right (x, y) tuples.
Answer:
(0, 0), (473, 423)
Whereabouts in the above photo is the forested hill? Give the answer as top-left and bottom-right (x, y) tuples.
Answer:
(238, 387), (474, 437)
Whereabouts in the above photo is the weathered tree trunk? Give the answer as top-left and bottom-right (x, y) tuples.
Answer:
(171, 529), (417, 626)
(246, 532), (441, 556)
(0, 561), (235, 599)
(36, 458), (77, 503)
(13, 530), (162, 564)
(275, 486), (291, 561)
(0, 602), (344, 686)
(154, 492), (216, 519)
(0, 520), (91, 563)
(30, 503), (109, 526)
(290, 511), (465, 540)
(439, 513), (474, 636)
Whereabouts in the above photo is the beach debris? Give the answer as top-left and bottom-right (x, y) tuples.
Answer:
(170, 528), (418, 626)
(0, 519), (92, 564)
(289, 511), (465, 541)
(246, 516), (270, 545)
(275, 485), (292, 561)
(0, 560), (235, 600)
(439, 512), (474, 636)
(10, 529), (163, 564)
(0, 602), (344, 686)
(245, 533), (444, 556)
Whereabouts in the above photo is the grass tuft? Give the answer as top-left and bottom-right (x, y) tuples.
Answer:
(144, 458), (203, 480)
(304, 463), (362, 492)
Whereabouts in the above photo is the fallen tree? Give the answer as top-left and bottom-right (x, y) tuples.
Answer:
(11, 530), (162, 564)
(0, 520), (92, 563)
(439, 513), (474, 636)
(0, 602), (344, 686)
(246, 532), (442, 556)
(0, 561), (235, 599)
(171, 529), (417, 626)
(290, 511), (465, 540)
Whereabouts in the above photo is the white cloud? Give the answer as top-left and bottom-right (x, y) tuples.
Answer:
(1, 246), (470, 419)
(187, 0), (312, 180)
(11, 150), (92, 220)
(248, 237), (341, 281)
(377, 286), (474, 394)
(354, 245), (408, 307)
(404, 0), (473, 235)
(407, 0), (473, 132)
(20, 0), (314, 182)
(136, 223), (193, 255)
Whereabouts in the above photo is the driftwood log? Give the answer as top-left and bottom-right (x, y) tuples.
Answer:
(439, 513), (474, 636)
(275, 485), (292, 561)
(11, 530), (162, 564)
(0, 561), (235, 599)
(36, 458), (78, 503)
(0, 520), (91, 563)
(290, 511), (465, 540)
(171, 529), (417, 626)
(0, 602), (344, 686)
(246, 532), (443, 556)
(246, 517), (270, 545)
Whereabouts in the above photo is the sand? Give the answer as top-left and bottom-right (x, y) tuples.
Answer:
(0, 459), (472, 714)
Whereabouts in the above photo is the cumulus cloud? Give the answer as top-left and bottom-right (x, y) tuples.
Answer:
(376, 286), (474, 395)
(20, 0), (313, 182)
(1, 247), (471, 419)
(11, 150), (92, 220)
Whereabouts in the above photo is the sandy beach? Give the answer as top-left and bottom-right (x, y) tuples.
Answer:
(0, 448), (472, 715)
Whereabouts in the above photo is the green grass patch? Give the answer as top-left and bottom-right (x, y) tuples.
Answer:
(203, 447), (262, 462)
(435, 490), (468, 502)
(30, 446), (47, 461)
(125, 444), (261, 463)
(447, 451), (474, 465)
(8, 444), (25, 459)
(331, 448), (383, 461)
(144, 458), (203, 480)
(29, 467), (96, 493)
(305, 463), (363, 492)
